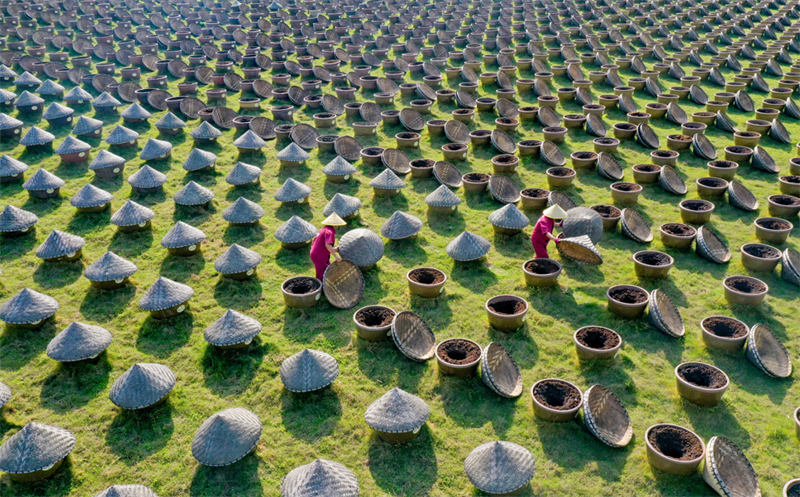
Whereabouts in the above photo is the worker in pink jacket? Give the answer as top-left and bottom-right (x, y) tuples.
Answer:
(310, 213), (346, 279)
(530, 204), (567, 258)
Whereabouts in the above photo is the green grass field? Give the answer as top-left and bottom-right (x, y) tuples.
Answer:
(1, 28), (799, 497)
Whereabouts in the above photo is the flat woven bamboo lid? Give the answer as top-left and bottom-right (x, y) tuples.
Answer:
(391, 311), (436, 362)
(433, 161), (463, 188)
(746, 324), (792, 378)
(702, 436), (761, 497)
(648, 289), (685, 338)
(696, 226), (731, 264)
(322, 261), (364, 309)
(659, 165), (687, 196)
(557, 235), (603, 265)
(727, 180), (759, 212)
(0, 382), (9, 408)
(489, 175), (521, 204)
(582, 384), (633, 448)
(621, 208), (653, 244)
(93, 485), (158, 497)
(480, 342), (523, 398)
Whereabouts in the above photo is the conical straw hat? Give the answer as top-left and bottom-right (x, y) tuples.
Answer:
(542, 204), (567, 219)
(322, 213), (346, 226)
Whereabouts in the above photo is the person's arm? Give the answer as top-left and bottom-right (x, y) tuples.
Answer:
(546, 219), (560, 242)
(324, 230), (341, 261)
(326, 243), (342, 261)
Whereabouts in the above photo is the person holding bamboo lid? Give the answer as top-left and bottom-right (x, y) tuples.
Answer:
(530, 204), (567, 258)
(310, 213), (346, 279)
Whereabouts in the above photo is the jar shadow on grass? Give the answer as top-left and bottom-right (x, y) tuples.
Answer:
(355, 340), (426, 393)
(492, 231), (531, 259)
(108, 228), (154, 258)
(91, 174), (125, 193)
(367, 426), (437, 497)
(0, 233), (36, 263)
(435, 374), (518, 435)
(32, 260), (83, 289)
(537, 418), (633, 482)
(158, 254), (206, 283)
(172, 204), (216, 225)
(383, 238), (428, 267)
(221, 223), (265, 246)
(274, 245), (310, 271)
(680, 398), (752, 448)
(22, 195), (63, 218)
(66, 209), (111, 235)
(202, 339), (268, 397)
(135, 313), (193, 358)
(54, 160), (88, 180)
(450, 260), (498, 293)
(223, 184), (263, 203)
(189, 453), (262, 497)
(280, 387), (341, 442)
(78, 284), (136, 321)
(213, 278), (263, 311)
(322, 179), (361, 198)
(40, 356), (111, 413)
(372, 193), (409, 218)
(708, 350), (792, 405)
(106, 401), (174, 464)
(276, 164), (311, 183)
(0, 320), (57, 371)
(425, 209), (466, 235)
(283, 309), (353, 349)
(407, 296), (452, 329)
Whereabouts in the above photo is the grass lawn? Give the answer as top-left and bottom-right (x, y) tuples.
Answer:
(0, 23), (799, 497)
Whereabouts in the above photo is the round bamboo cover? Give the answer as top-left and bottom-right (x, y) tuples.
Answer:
(582, 385), (633, 448)
(391, 311), (435, 362)
(557, 235), (603, 265)
(480, 342), (523, 398)
(702, 436), (761, 497)
(322, 261), (364, 310)
(746, 324), (792, 378)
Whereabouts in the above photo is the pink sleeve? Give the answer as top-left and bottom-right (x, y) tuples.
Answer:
(324, 228), (335, 245)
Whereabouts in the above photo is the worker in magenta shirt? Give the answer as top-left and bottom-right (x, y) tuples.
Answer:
(310, 213), (346, 279)
(530, 204), (567, 258)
